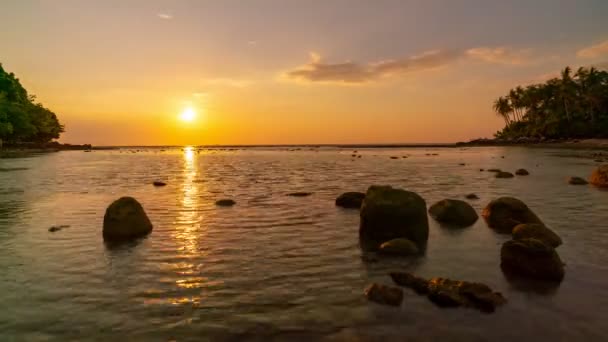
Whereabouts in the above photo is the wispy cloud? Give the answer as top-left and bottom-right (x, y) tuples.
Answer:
(284, 50), (462, 84)
(248, 41), (258, 47)
(157, 13), (173, 20)
(577, 40), (608, 58)
(284, 47), (531, 84)
(465, 47), (530, 65)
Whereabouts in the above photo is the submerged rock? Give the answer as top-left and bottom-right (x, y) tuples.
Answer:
(465, 193), (479, 200)
(152, 181), (167, 187)
(216, 199), (236, 207)
(287, 192), (312, 197)
(512, 223), (562, 248)
(500, 238), (564, 281)
(335, 192), (366, 209)
(103, 197), (153, 241)
(482, 197), (544, 233)
(389, 272), (429, 294)
(390, 156), (399, 159)
(428, 199), (478, 227)
(360, 185), (429, 248)
(495, 171), (514, 178)
(390, 272), (506, 313)
(568, 176), (588, 185)
(364, 283), (403, 306)
(515, 169), (530, 176)
(590, 165), (608, 187)
(379, 238), (419, 256)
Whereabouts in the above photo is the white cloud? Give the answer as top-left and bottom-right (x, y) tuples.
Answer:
(466, 47), (530, 65)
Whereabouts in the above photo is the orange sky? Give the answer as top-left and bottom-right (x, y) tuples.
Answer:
(1, 0), (607, 145)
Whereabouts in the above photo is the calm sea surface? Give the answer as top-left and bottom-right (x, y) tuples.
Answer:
(1, 147), (607, 341)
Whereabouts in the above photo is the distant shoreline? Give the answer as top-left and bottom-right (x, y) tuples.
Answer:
(2, 139), (608, 158)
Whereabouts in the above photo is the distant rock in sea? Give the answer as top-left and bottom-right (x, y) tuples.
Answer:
(216, 199), (236, 207)
(495, 171), (514, 178)
(515, 168), (530, 176)
(287, 192), (312, 197)
(590, 165), (608, 187)
(153, 181), (167, 187)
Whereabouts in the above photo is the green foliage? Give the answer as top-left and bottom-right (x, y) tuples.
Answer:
(493, 66), (608, 139)
(0, 63), (64, 144)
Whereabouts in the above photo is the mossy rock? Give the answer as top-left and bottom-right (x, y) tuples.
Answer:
(482, 197), (544, 233)
(360, 185), (429, 248)
(378, 238), (419, 255)
(428, 199), (478, 227)
(590, 165), (608, 187)
(500, 238), (564, 281)
(103, 197), (153, 241)
(512, 223), (562, 248)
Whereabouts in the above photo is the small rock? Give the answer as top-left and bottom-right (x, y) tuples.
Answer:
(465, 193), (479, 200)
(515, 169), (529, 176)
(500, 238), (564, 281)
(428, 199), (478, 227)
(153, 181), (167, 187)
(379, 238), (419, 255)
(512, 223), (562, 248)
(48, 225), (70, 233)
(590, 165), (608, 187)
(482, 197), (544, 233)
(459, 163), (466, 166)
(390, 156), (399, 159)
(364, 283), (404, 306)
(495, 171), (514, 178)
(479, 168), (485, 172)
(103, 197), (153, 241)
(402, 156), (408, 159)
(568, 176), (588, 185)
(335, 192), (365, 209)
(287, 192), (312, 197)
(216, 199), (236, 207)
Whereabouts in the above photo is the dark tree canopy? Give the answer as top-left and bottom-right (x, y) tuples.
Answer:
(0, 63), (64, 145)
(493, 66), (608, 139)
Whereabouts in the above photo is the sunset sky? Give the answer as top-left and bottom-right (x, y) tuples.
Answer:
(1, 0), (608, 145)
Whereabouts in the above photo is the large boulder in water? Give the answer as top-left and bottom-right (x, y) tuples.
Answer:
(335, 192), (365, 209)
(512, 223), (562, 248)
(500, 238), (564, 281)
(360, 185), (429, 248)
(428, 199), (478, 227)
(481, 197), (543, 233)
(103, 197), (153, 241)
(590, 165), (608, 187)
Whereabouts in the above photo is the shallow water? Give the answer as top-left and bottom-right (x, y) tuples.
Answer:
(0, 146), (607, 341)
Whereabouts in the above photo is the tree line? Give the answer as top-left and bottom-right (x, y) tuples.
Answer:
(493, 66), (608, 139)
(0, 63), (64, 147)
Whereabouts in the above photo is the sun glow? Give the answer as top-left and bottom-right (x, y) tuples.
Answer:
(180, 107), (196, 122)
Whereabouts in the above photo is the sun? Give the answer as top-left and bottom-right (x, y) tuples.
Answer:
(179, 107), (196, 122)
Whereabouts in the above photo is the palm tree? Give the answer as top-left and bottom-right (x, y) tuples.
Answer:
(493, 96), (511, 126)
(559, 66), (575, 123)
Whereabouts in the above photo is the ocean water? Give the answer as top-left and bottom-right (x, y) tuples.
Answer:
(0, 146), (607, 341)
